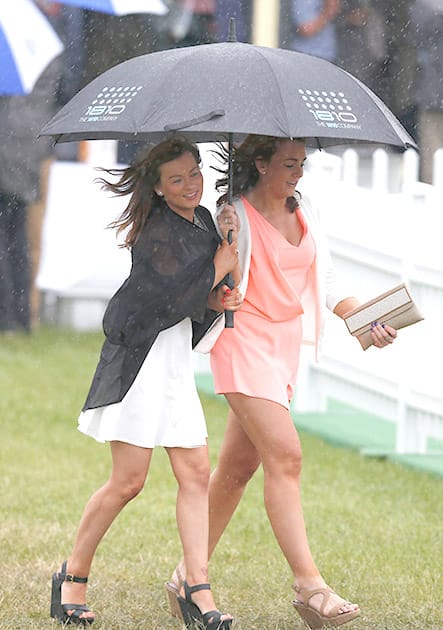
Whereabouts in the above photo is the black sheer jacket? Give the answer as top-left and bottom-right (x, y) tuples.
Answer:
(82, 202), (220, 410)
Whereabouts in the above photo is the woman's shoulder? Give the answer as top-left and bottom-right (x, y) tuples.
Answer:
(298, 192), (318, 217)
(195, 204), (216, 229)
(196, 204), (212, 218)
(232, 196), (248, 213)
(132, 204), (166, 250)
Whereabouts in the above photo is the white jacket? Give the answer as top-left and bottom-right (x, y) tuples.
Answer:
(195, 195), (348, 359)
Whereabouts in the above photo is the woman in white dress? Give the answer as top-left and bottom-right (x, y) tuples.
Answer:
(50, 137), (241, 628)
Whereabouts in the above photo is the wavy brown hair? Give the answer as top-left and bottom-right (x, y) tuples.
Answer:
(213, 135), (304, 212)
(98, 137), (201, 248)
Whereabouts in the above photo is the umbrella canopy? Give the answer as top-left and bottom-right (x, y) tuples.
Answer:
(41, 40), (416, 150)
(0, 0), (64, 95)
(60, 0), (168, 15)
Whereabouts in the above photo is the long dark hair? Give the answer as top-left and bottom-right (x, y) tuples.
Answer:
(98, 136), (201, 248)
(213, 135), (304, 212)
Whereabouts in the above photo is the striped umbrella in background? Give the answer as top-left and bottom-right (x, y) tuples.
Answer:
(59, 0), (169, 15)
(0, 0), (64, 95)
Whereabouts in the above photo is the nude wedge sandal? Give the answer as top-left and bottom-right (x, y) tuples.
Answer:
(164, 565), (185, 619)
(292, 585), (360, 628)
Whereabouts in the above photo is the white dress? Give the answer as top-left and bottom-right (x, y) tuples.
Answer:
(77, 318), (208, 448)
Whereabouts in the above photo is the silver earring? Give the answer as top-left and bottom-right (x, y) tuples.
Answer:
(157, 191), (163, 197)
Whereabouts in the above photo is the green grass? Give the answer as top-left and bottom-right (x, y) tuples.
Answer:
(1, 328), (442, 629)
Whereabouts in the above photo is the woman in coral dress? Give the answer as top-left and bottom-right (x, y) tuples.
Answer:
(170, 135), (397, 629)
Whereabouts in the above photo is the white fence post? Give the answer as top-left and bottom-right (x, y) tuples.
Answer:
(372, 148), (389, 193)
(342, 148), (359, 187)
(401, 148), (420, 193)
(433, 149), (443, 189)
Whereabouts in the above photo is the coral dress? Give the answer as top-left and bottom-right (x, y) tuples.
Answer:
(210, 197), (316, 408)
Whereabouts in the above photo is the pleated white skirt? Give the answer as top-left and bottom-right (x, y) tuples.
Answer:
(77, 318), (208, 448)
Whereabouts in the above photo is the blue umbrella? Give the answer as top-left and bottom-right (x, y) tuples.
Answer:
(60, 0), (168, 15)
(0, 0), (64, 95)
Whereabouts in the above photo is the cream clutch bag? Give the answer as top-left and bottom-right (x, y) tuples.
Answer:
(343, 283), (424, 350)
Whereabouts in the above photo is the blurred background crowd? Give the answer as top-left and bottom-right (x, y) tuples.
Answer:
(1, 0), (442, 335)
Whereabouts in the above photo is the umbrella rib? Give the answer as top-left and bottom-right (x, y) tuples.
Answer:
(254, 48), (291, 138)
(164, 109), (225, 132)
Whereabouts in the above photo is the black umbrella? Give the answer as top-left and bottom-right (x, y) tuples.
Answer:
(41, 21), (416, 326)
(41, 25), (415, 150)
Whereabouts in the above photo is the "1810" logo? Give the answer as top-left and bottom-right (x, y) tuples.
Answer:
(83, 104), (126, 117)
(309, 110), (358, 124)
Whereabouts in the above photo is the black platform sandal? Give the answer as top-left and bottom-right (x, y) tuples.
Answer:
(177, 581), (233, 630)
(50, 561), (95, 625)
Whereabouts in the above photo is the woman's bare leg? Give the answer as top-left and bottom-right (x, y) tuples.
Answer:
(171, 396), (357, 617)
(167, 445), (232, 622)
(208, 407), (261, 559)
(170, 410), (260, 586)
(62, 441), (153, 620)
(224, 394), (358, 616)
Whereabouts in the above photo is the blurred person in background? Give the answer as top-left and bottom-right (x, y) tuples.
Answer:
(410, 0), (443, 183)
(375, 0), (417, 143)
(288, 0), (340, 62)
(56, 6), (164, 165)
(0, 13), (62, 333)
(335, 0), (386, 94)
(165, 0), (217, 47)
(82, 8), (162, 164)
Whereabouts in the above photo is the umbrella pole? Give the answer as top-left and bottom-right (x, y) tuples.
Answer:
(227, 132), (234, 205)
(224, 132), (235, 328)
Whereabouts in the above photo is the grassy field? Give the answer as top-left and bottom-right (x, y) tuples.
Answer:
(0, 328), (442, 629)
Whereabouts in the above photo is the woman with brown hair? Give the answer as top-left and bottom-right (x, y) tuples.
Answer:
(169, 134), (397, 629)
(50, 137), (240, 628)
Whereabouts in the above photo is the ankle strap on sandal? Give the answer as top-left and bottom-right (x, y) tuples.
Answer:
(64, 573), (88, 584)
(60, 560), (88, 584)
(184, 581), (211, 595)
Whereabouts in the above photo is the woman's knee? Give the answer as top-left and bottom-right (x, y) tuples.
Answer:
(109, 442), (151, 503)
(109, 473), (146, 503)
(264, 445), (303, 479)
(177, 457), (211, 493)
(215, 451), (260, 489)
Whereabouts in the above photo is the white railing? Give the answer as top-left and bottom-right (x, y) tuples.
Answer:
(291, 147), (443, 455)
(38, 143), (443, 454)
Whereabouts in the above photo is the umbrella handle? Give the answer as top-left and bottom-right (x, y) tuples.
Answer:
(224, 132), (235, 328)
(224, 229), (235, 328)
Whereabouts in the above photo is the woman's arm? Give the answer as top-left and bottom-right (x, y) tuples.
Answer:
(303, 194), (398, 349)
(333, 297), (398, 348)
(211, 236), (239, 289)
(206, 284), (243, 313)
(215, 203), (242, 287)
(332, 297), (360, 318)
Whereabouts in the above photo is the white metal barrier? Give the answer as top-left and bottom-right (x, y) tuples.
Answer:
(293, 148), (443, 455)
